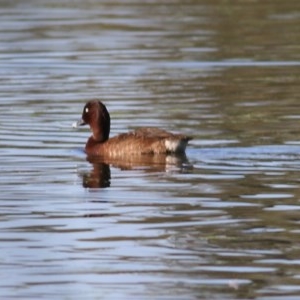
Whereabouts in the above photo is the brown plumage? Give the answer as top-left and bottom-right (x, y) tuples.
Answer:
(74, 100), (192, 156)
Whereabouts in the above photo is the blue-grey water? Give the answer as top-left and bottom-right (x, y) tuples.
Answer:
(1, 1), (300, 299)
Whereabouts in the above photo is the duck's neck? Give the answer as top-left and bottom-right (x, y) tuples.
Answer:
(92, 127), (108, 142)
(91, 117), (110, 143)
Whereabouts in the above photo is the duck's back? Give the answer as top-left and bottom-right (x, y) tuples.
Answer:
(86, 127), (192, 156)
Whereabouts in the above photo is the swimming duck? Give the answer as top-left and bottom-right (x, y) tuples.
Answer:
(73, 100), (192, 156)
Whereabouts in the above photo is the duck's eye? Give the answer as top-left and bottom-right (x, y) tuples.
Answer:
(85, 107), (89, 113)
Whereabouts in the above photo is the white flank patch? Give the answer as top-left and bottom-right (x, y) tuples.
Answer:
(165, 139), (186, 152)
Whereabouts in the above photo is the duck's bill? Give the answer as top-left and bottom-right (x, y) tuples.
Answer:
(72, 119), (86, 128)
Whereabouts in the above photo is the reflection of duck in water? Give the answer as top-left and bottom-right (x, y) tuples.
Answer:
(80, 154), (191, 189)
(73, 100), (192, 157)
(81, 161), (111, 188)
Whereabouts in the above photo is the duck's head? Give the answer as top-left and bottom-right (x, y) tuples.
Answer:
(73, 100), (111, 142)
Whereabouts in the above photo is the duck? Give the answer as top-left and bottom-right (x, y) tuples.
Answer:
(73, 100), (192, 156)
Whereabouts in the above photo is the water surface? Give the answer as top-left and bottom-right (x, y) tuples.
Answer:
(1, 1), (300, 299)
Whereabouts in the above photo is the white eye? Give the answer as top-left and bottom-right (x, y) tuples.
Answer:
(85, 107), (89, 113)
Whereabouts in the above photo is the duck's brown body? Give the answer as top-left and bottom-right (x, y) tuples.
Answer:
(85, 127), (191, 156)
(74, 100), (192, 157)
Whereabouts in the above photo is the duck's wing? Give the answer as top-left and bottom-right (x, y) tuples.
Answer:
(106, 128), (191, 154)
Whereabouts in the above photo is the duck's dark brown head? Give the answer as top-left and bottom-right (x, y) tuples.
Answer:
(77, 100), (111, 142)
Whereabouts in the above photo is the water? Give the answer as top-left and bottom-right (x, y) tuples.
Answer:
(1, 0), (300, 299)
